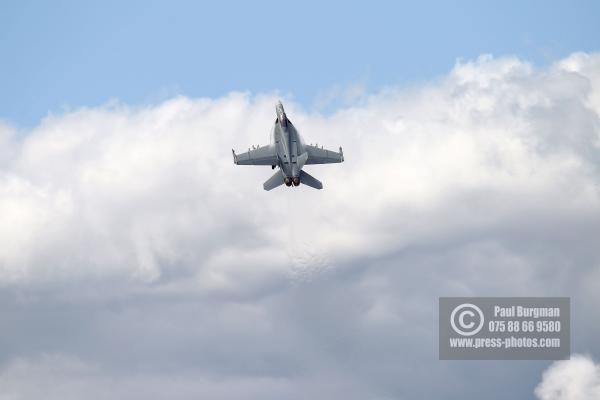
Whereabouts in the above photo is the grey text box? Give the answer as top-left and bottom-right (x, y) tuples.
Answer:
(439, 297), (570, 360)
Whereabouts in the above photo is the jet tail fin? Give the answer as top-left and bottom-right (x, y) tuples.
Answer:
(263, 170), (284, 191)
(299, 170), (323, 190)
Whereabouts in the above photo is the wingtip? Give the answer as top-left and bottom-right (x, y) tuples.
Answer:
(232, 149), (237, 164)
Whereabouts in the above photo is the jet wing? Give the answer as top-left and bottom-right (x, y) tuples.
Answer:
(232, 145), (278, 166)
(305, 145), (344, 164)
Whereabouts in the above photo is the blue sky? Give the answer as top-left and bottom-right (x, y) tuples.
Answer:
(1, 0), (599, 126)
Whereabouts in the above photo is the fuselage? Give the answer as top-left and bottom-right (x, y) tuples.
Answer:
(273, 102), (305, 185)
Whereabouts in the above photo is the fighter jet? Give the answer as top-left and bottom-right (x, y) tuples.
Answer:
(232, 101), (344, 190)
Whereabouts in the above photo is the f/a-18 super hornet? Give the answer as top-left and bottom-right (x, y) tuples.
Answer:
(232, 101), (344, 190)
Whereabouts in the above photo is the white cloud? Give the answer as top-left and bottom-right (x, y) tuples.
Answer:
(0, 53), (600, 399)
(0, 53), (598, 287)
(536, 355), (600, 400)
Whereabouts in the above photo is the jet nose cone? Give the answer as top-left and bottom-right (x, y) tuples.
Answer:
(276, 101), (284, 113)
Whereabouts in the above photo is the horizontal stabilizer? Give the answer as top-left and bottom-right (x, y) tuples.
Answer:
(299, 170), (323, 190)
(263, 170), (284, 191)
